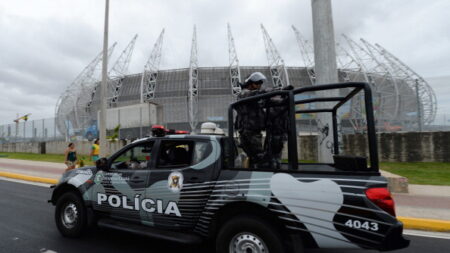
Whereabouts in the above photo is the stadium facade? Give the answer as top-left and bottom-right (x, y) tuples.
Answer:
(55, 26), (436, 137)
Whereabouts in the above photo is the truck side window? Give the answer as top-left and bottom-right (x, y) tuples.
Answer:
(156, 141), (193, 168)
(192, 141), (212, 165)
(111, 142), (154, 170)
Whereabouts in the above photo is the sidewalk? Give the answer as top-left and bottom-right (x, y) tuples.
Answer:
(394, 184), (450, 221)
(0, 158), (64, 180)
(0, 158), (449, 231)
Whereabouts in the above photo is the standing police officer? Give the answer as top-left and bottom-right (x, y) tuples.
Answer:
(235, 72), (268, 168)
(264, 92), (290, 169)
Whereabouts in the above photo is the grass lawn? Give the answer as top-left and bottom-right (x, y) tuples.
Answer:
(380, 162), (450, 186)
(0, 152), (95, 166)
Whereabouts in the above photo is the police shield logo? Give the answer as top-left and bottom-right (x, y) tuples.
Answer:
(168, 172), (183, 193)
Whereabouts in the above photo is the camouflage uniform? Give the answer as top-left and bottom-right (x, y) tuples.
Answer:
(264, 95), (289, 169)
(235, 88), (268, 167)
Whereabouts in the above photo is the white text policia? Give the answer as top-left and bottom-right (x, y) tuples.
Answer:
(97, 193), (181, 217)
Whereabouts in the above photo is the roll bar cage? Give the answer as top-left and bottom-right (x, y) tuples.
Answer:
(228, 82), (378, 171)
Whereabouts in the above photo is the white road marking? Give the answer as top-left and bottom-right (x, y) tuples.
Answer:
(404, 229), (450, 240)
(0, 176), (52, 187)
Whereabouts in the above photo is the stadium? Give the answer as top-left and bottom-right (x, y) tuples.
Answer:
(55, 26), (437, 138)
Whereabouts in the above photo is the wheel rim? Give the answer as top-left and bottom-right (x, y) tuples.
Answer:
(229, 232), (268, 253)
(61, 202), (78, 229)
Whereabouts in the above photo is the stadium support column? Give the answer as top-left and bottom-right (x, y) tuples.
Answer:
(188, 26), (199, 132)
(311, 0), (338, 163)
(141, 29), (165, 103)
(108, 34), (138, 107)
(261, 24), (289, 88)
(228, 23), (241, 96)
(99, 0), (109, 157)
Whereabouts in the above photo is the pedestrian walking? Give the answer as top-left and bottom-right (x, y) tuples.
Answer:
(90, 139), (100, 162)
(64, 142), (77, 172)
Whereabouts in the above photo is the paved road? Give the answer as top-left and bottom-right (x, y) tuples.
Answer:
(0, 179), (449, 253)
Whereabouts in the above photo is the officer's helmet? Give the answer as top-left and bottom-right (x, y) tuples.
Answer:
(244, 72), (267, 86)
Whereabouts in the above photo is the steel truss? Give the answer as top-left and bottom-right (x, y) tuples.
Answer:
(292, 25), (316, 85)
(188, 26), (199, 131)
(342, 35), (400, 123)
(335, 41), (370, 130)
(227, 23), (241, 96)
(108, 34), (138, 107)
(374, 43), (437, 125)
(141, 29), (165, 102)
(56, 43), (117, 136)
(261, 24), (289, 88)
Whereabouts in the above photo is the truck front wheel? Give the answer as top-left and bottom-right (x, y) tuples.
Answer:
(216, 215), (285, 253)
(54, 191), (87, 238)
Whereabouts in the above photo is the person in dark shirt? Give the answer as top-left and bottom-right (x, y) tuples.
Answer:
(64, 142), (77, 172)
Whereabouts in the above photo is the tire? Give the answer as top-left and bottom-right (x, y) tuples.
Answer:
(216, 215), (285, 253)
(54, 191), (87, 238)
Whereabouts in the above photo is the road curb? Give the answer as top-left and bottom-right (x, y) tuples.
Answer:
(398, 216), (450, 232)
(0, 171), (58, 185)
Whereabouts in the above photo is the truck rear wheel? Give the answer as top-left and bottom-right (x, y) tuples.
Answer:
(216, 215), (285, 253)
(54, 191), (87, 238)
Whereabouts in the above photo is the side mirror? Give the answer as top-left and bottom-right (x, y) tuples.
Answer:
(96, 158), (108, 171)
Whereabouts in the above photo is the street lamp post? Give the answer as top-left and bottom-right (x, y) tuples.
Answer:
(99, 0), (109, 157)
(311, 0), (339, 163)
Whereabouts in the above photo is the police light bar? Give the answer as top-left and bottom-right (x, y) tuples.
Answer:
(151, 125), (166, 137)
(151, 125), (189, 137)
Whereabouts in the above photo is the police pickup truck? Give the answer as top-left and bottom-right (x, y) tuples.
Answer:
(50, 83), (409, 253)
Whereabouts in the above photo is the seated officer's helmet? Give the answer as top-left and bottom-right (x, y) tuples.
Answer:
(244, 72), (267, 86)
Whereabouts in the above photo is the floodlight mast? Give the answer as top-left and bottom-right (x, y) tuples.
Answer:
(227, 23), (241, 96)
(188, 26), (199, 132)
(261, 24), (289, 88)
(140, 29), (165, 103)
(374, 43), (437, 125)
(292, 25), (316, 85)
(108, 34), (138, 107)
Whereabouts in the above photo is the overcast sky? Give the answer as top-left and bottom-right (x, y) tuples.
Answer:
(0, 0), (449, 125)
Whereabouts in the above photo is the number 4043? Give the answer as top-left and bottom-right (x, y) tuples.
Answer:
(344, 219), (379, 231)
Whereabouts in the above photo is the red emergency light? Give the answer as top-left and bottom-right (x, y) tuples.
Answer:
(151, 125), (190, 137)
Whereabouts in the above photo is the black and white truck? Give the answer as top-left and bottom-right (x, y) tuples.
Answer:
(50, 82), (409, 253)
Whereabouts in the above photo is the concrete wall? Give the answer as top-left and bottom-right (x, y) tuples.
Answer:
(285, 131), (450, 162)
(2, 132), (450, 162)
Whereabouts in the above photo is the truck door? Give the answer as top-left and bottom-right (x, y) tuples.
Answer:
(144, 138), (219, 231)
(92, 141), (154, 223)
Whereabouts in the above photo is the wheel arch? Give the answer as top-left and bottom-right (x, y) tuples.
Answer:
(51, 183), (82, 205)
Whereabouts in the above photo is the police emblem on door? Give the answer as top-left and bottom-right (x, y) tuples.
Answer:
(168, 172), (183, 193)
